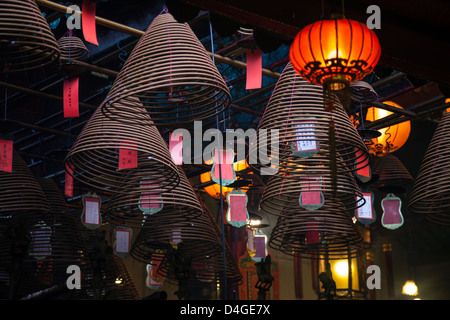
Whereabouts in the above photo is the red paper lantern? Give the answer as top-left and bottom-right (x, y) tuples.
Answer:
(289, 18), (381, 109)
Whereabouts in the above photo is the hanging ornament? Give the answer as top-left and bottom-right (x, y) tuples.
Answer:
(210, 147), (236, 186)
(113, 226), (133, 258)
(81, 192), (102, 230)
(138, 178), (163, 215)
(381, 193), (404, 230)
(299, 175), (324, 211)
(355, 190), (376, 225)
(289, 11), (381, 111)
(226, 188), (249, 228)
(250, 229), (268, 262)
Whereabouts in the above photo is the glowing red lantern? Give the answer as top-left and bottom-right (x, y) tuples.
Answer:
(289, 18), (381, 110)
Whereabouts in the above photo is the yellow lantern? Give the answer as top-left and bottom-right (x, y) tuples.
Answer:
(201, 159), (250, 199)
(366, 101), (411, 155)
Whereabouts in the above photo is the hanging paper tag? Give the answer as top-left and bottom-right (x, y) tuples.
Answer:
(169, 132), (183, 165)
(146, 264), (163, 289)
(291, 121), (319, 158)
(226, 189), (249, 228)
(381, 193), (404, 230)
(0, 139), (13, 173)
(246, 49), (262, 90)
(64, 163), (74, 197)
(81, 194), (101, 229)
(299, 176), (324, 211)
(211, 148), (235, 186)
(118, 140), (138, 170)
(82, 0), (98, 45)
(138, 179), (163, 214)
(356, 192), (376, 224)
(63, 77), (79, 118)
(247, 227), (256, 257)
(355, 149), (371, 183)
(171, 228), (182, 247)
(306, 220), (320, 246)
(114, 227), (132, 257)
(29, 221), (52, 260)
(253, 234), (267, 261)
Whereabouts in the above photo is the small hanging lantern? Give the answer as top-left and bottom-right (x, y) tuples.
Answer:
(289, 14), (381, 111)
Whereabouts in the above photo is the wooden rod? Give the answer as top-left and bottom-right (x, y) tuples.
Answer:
(35, 0), (281, 79)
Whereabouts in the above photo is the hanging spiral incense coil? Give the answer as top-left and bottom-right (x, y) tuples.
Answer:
(371, 154), (414, 189)
(409, 111), (450, 223)
(248, 62), (370, 177)
(269, 198), (364, 259)
(100, 12), (231, 126)
(0, 150), (51, 218)
(131, 208), (242, 286)
(259, 157), (365, 216)
(65, 97), (180, 195)
(0, 0), (60, 73)
(350, 80), (378, 103)
(57, 32), (89, 61)
(104, 166), (202, 228)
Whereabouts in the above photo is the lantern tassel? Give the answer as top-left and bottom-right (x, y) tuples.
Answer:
(328, 120), (337, 194)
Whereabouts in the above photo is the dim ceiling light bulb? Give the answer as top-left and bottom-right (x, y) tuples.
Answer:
(402, 280), (418, 296)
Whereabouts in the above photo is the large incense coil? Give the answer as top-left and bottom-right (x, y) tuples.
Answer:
(248, 62), (370, 177)
(131, 209), (242, 285)
(371, 154), (414, 189)
(269, 198), (364, 259)
(65, 97), (180, 194)
(100, 12), (230, 126)
(35, 178), (87, 269)
(57, 32), (89, 61)
(409, 111), (450, 222)
(0, 150), (50, 217)
(0, 0), (60, 73)
(104, 166), (202, 228)
(259, 157), (365, 216)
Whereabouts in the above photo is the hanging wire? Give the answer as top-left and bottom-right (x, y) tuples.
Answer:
(209, 17), (228, 299)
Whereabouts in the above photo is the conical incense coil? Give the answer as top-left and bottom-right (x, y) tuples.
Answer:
(65, 96), (180, 194)
(371, 154), (413, 188)
(101, 12), (230, 126)
(248, 62), (370, 177)
(104, 166), (202, 228)
(409, 111), (450, 223)
(269, 198), (364, 259)
(0, 0), (60, 73)
(260, 156), (365, 216)
(57, 32), (89, 61)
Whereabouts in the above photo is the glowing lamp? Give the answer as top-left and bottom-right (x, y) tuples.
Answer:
(402, 280), (418, 296)
(366, 101), (411, 155)
(289, 17), (381, 110)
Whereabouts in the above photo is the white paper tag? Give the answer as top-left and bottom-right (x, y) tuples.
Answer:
(357, 193), (373, 219)
(115, 229), (131, 253)
(295, 122), (317, 152)
(84, 198), (100, 225)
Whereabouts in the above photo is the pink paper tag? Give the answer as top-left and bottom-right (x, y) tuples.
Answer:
(82, 0), (98, 45)
(0, 139), (13, 173)
(306, 220), (320, 245)
(246, 50), (262, 89)
(254, 236), (266, 258)
(119, 140), (138, 170)
(64, 164), (74, 197)
(212, 149), (234, 180)
(382, 199), (402, 224)
(169, 132), (183, 165)
(228, 194), (248, 222)
(356, 149), (370, 180)
(63, 77), (79, 118)
(301, 176), (322, 205)
(140, 180), (161, 209)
